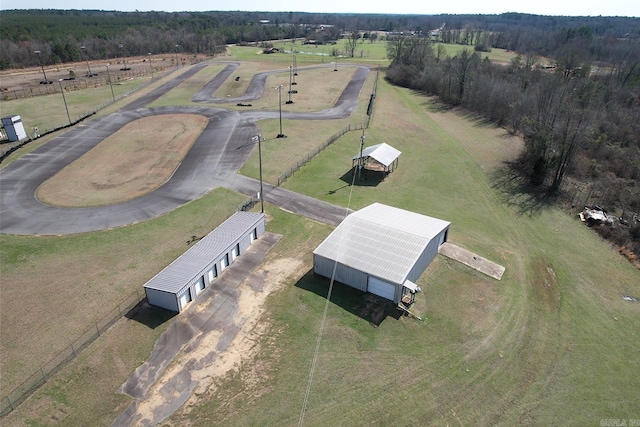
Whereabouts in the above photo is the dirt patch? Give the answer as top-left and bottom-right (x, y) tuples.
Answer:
(37, 114), (208, 207)
(356, 294), (394, 327)
(131, 257), (305, 425)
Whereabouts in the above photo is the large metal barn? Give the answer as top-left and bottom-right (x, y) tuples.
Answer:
(313, 203), (450, 304)
(144, 211), (266, 313)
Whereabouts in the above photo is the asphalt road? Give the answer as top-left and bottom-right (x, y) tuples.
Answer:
(0, 62), (369, 235)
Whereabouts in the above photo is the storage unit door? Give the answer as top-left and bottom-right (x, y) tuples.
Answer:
(178, 288), (192, 310)
(208, 266), (217, 283)
(367, 276), (396, 301)
(231, 244), (240, 261)
(195, 277), (205, 295)
(220, 254), (229, 271)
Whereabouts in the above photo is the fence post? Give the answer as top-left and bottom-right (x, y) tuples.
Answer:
(7, 395), (14, 411)
(71, 343), (77, 358)
(41, 367), (47, 382)
(96, 323), (100, 337)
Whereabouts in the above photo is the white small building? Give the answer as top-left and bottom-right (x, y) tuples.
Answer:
(351, 142), (401, 174)
(1, 115), (28, 141)
(144, 211), (266, 313)
(313, 203), (450, 304)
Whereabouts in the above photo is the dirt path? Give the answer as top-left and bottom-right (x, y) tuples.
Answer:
(135, 257), (304, 426)
(112, 231), (308, 426)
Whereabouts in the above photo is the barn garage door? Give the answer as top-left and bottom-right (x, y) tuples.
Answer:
(368, 276), (396, 301)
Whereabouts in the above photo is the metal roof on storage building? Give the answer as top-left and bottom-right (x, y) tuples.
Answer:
(144, 211), (265, 293)
(313, 203), (449, 285)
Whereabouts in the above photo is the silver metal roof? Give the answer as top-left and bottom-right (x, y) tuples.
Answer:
(352, 143), (401, 168)
(144, 211), (265, 293)
(313, 203), (449, 285)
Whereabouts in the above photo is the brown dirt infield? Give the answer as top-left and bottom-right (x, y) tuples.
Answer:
(36, 114), (208, 207)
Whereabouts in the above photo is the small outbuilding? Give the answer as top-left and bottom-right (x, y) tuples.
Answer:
(1, 115), (28, 142)
(144, 211), (266, 313)
(351, 142), (401, 174)
(313, 203), (450, 304)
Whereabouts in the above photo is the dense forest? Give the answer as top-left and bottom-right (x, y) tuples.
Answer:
(1, 9), (639, 261)
(386, 28), (640, 258)
(1, 10), (639, 69)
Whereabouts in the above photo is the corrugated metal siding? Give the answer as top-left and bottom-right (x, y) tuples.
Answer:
(335, 263), (368, 292)
(313, 255), (369, 292)
(144, 212), (265, 293)
(313, 203), (449, 285)
(407, 228), (448, 282)
(145, 288), (179, 312)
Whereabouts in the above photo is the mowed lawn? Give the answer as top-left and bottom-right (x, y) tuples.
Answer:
(178, 78), (640, 425)
(1, 57), (638, 426)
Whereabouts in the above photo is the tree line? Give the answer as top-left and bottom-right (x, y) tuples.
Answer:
(386, 32), (640, 257)
(2, 10), (639, 70)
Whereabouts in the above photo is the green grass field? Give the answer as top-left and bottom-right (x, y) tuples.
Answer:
(435, 42), (517, 63)
(1, 51), (638, 426)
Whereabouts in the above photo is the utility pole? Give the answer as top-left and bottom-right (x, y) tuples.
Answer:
(148, 53), (154, 81)
(292, 53), (298, 85)
(275, 85), (286, 138)
(105, 63), (116, 102)
(118, 44), (129, 71)
(287, 66), (294, 104)
(358, 131), (366, 180)
(58, 79), (71, 125)
(80, 46), (94, 77)
(34, 50), (49, 84)
(253, 135), (265, 213)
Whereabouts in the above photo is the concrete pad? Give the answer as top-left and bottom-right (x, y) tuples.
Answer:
(438, 242), (505, 280)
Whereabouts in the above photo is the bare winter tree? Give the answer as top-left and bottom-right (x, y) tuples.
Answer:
(345, 31), (360, 57)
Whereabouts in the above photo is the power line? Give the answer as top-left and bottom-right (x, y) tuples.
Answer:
(298, 151), (360, 427)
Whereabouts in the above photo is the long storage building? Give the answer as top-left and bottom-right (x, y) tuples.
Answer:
(313, 203), (450, 304)
(144, 211), (266, 313)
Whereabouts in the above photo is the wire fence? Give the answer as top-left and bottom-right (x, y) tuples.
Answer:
(0, 68), (171, 162)
(276, 67), (379, 187)
(1, 63), (177, 101)
(1, 58), (207, 161)
(276, 120), (369, 187)
(0, 66), (381, 418)
(237, 67), (380, 209)
(0, 290), (146, 418)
